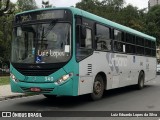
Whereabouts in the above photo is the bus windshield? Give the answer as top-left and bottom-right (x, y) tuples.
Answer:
(11, 22), (71, 64)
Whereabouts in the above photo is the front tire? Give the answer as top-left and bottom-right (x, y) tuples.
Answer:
(90, 75), (104, 100)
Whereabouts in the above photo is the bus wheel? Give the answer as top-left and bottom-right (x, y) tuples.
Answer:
(91, 75), (104, 100)
(136, 72), (144, 90)
(43, 94), (57, 99)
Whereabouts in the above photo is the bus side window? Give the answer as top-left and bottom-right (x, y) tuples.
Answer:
(76, 25), (93, 61)
(76, 25), (81, 47)
(85, 28), (92, 49)
(114, 30), (122, 41)
(76, 25), (92, 49)
(95, 24), (111, 51)
(114, 30), (125, 53)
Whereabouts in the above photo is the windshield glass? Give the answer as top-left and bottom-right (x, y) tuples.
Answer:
(11, 22), (71, 63)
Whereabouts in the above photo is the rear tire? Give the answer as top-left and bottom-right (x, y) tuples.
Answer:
(136, 72), (144, 90)
(90, 75), (104, 101)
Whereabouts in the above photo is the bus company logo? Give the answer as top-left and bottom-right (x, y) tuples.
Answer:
(106, 53), (128, 73)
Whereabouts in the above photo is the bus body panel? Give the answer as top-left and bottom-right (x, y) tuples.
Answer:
(78, 52), (156, 95)
(10, 57), (79, 96)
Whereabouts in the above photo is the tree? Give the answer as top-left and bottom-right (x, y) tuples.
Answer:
(76, 0), (125, 21)
(0, 0), (38, 63)
(76, 0), (99, 13)
(76, 0), (147, 32)
(101, 0), (124, 10)
(17, 0), (38, 11)
(146, 5), (160, 45)
(119, 5), (146, 32)
(0, 1), (16, 63)
(0, 0), (10, 16)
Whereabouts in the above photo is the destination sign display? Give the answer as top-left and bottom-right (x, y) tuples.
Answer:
(15, 10), (65, 23)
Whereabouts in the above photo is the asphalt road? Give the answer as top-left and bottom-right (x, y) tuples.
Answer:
(0, 76), (160, 120)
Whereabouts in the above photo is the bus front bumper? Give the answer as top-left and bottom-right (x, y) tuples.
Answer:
(10, 78), (75, 96)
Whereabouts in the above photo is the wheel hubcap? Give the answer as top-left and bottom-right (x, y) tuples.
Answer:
(94, 81), (102, 94)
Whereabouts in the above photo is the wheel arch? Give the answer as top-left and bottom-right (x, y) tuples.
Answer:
(96, 72), (107, 90)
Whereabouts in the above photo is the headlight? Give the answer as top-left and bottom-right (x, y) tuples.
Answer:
(10, 73), (19, 82)
(55, 73), (73, 85)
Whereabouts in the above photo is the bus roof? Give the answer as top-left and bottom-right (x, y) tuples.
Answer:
(17, 7), (156, 42)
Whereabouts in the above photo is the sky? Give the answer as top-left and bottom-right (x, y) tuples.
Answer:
(11, 0), (149, 9)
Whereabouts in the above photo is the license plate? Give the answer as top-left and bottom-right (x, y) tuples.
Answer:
(30, 87), (41, 92)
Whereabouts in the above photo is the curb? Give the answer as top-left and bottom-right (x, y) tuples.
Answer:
(0, 94), (31, 101)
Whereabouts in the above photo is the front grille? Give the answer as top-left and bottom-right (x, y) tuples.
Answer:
(17, 68), (58, 76)
(12, 62), (67, 76)
(21, 87), (54, 93)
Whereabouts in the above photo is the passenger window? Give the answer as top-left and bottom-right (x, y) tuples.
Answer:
(145, 40), (151, 48)
(145, 48), (152, 56)
(114, 29), (125, 53)
(76, 26), (92, 49)
(96, 24), (110, 39)
(126, 44), (136, 54)
(151, 41), (156, 49)
(137, 46), (144, 55)
(85, 28), (92, 49)
(76, 25), (93, 61)
(114, 30), (122, 41)
(114, 41), (126, 53)
(136, 37), (144, 46)
(126, 33), (135, 44)
(96, 24), (111, 51)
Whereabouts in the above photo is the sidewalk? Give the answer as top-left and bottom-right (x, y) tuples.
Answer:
(0, 85), (25, 101)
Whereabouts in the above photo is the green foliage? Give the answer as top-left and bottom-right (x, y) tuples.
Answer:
(76, 0), (159, 45)
(0, 0), (10, 16)
(146, 5), (160, 44)
(0, 0), (38, 64)
(17, 0), (38, 12)
(0, 76), (10, 85)
(120, 5), (146, 32)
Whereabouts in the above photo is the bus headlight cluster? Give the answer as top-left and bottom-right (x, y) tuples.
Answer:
(55, 73), (73, 85)
(10, 73), (19, 82)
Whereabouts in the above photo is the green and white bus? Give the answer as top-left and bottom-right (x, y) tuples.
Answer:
(10, 7), (156, 100)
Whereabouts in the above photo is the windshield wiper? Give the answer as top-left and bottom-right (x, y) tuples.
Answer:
(43, 19), (58, 38)
(40, 19), (58, 50)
